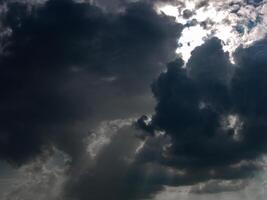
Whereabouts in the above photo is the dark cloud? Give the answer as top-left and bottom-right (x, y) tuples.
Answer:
(182, 9), (194, 19)
(195, 0), (209, 9)
(245, 0), (264, 6)
(138, 37), (267, 187)
(0, 0), (181, 165)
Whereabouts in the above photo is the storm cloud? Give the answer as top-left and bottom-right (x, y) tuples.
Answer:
(0, 0), (181, 165)
(138, 36), (267, 184)
(1, 0), (267, 199)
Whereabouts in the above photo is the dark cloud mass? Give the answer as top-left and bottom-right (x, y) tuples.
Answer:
(0, 0), (181, 165)
(138, 37), (267, 183)
(1, 0), (267, 199)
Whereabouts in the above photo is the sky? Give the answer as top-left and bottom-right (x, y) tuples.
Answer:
(0, 0), (267, 199)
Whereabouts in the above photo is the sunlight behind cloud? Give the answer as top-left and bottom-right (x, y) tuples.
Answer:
(158, 4), (178, 18)
(176, 25), (208, 61)
(156, 0), (267, 63)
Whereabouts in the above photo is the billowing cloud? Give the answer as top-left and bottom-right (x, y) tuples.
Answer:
(138, 36), (267, 189)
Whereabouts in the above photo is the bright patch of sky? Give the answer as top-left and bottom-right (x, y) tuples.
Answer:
(156, 0), (267, 63)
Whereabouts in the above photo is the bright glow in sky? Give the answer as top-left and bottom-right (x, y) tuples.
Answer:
(158, 4), (179, 18)
(176, 25), (208, 61)
(156, 0), (267, 63)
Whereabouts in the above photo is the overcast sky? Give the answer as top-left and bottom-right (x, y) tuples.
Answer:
(0, 0), (267, 200)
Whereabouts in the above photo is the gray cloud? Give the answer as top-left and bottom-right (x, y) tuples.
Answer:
(190, 179), (249, 194)
(1, 149), (68, 200)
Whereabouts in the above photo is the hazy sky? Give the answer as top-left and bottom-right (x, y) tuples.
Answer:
(0, 0), (267, 200)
